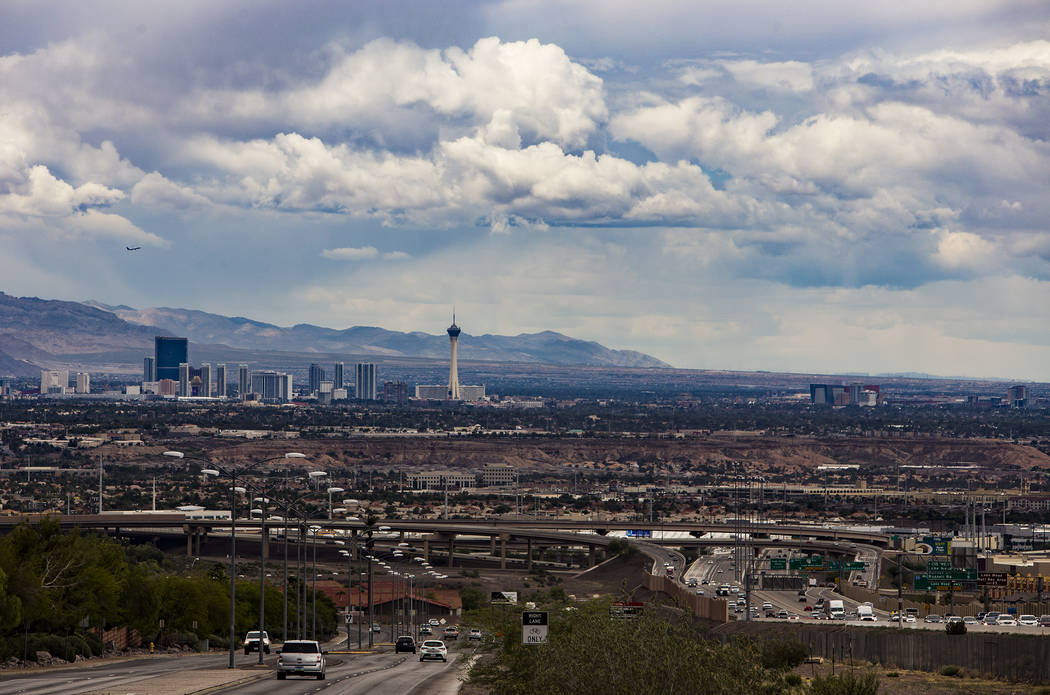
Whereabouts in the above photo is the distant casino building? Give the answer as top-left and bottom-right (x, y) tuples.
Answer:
(154, 336), (188, 381)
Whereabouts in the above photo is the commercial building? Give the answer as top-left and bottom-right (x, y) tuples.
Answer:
(238, 364), (249, 398)
(143, 357), (155, 382)
(40, 370), (69, 394)
(333, 362), (344, 390)
(318, 380), (333, 404)
(1008, 385), (1027, 408)
(250, 371), (293, 403)
(154, 336), (188, 381)
(308, 363), (325, 395)
(178, 363), (190, 397)
(199, 363), (212, 397)
(75, 372), (90, 394)
(405, 471), (476, 491)
(810, 383), (879, 406)
(383, 381), (409, 405)
(355, 362), (377, 400)
(216, 364), (226, 397)
(479, 463), (516, 487)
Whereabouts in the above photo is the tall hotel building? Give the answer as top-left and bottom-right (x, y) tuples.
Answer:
(154, 336), (188, 381)
(216, 364), (227, 397)
(238, 364), (250, 398)
(355, 363), (377, 400)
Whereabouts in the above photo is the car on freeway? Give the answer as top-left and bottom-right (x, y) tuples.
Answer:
(419, 625), (433, 635)
(787, 614), (800, 621)
(372, 623), (382, 633)
(701, 579), (709, 585)
(429, 618), (441, 626)
(947, 616), (963, 625)
(983, 612), (1001, 625)
(276, 640), (327, 680)
(804, 605), (814, 612)
(904, 615), (916, 623)
(686, 578), (698, 587)
(696, 589), (705, 596)
(776, 609), (788, 619)
(395, 636), (417, 653)
(998, 617), (1018, 626)
(419, 640), (448, 662)
(963, 616), (978, 625)
(443, 625), (460, 640)
(1039, 615), (1050, 627)
(1018, 615), (1038, 626)
(468, 628), (482, 641)
(924, 615), (943, 623)
(243, 630), (271, 655)
(798, 595), (807, 603)
(762, 602), (773, 611)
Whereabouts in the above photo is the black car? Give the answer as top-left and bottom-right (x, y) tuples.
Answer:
(395, 636), (416, 653)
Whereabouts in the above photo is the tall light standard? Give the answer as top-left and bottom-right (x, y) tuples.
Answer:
(327, 487), (345, 519)
(201, 468), (245, 669)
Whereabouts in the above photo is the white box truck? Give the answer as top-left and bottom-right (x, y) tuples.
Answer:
(827, 599), (845, 619)
(857, 603), (875, 621)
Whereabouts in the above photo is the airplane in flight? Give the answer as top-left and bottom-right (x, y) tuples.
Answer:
(126, 246), (141, 251)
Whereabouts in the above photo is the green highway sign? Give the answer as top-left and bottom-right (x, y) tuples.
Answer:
(787, 557), (866, 572)
(770, 558), (787, 570)
(914, 575), (965, 591)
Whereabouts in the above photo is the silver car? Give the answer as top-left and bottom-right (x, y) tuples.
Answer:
(276, 640), (326, 680)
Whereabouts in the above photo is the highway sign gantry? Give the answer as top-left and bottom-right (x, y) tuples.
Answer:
(522, 611), (548, 645)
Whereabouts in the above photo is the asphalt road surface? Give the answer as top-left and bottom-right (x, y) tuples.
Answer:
(226, 646), (466, 695)
(0, 641), (469, 695)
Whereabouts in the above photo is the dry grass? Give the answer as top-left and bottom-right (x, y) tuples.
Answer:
(796, 661), (1049, 694)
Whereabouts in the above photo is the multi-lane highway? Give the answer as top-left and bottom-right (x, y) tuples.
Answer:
(0, 636), (471, 695)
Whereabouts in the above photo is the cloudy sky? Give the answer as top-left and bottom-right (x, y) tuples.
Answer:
(2, 1), (1049, 379)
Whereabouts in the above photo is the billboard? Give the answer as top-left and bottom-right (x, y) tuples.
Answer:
(491, 591), (519, 604)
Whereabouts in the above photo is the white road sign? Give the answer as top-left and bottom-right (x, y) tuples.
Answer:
(522, 611), (548, 645)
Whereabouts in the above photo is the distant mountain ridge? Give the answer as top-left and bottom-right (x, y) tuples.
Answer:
(82, 301), (669, 368)
(0, 292), (669, 373)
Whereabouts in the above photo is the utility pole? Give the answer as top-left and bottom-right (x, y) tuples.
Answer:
(98, 454), (103, 514)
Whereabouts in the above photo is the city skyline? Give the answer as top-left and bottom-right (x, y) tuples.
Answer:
(1, 3), (1048, 380)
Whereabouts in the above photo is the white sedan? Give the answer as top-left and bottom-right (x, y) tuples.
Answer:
(419, 640), (448, 662)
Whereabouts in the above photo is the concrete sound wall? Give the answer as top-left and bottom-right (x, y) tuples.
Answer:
(644, 574), (729, 622)
(715, 622), (1050, 683)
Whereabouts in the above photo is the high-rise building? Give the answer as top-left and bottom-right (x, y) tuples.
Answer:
(75, 372), (91, 394)
(447, 314), (461, 400)
(319, 380), (334, 404)
(309, 363), (326, 395)
(238, 364), (250, 398)
(1008, 385), (1028, 408)
(216, 364), (227, 397)
(158, 379), (178, 396)
(200, 363), (212, 397)
(251, 371), (293, 403)
(143, 356), (155, 382)
(355, 363), (377, 400)
(383, 381), (409, 405)
(178, 362), (190, 397)
(40, 369), (69, 394)
(333, 362), (344, 390)
(155, 336), (188, 382)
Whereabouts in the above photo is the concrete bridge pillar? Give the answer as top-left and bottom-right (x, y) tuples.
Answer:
(588, 546), (596, 567)
(490, 536), (497, 555)
(350, 530), (358, 560)
(448, 535), (456, 568)
(185, 526), (193, 556)
(500, 534), (508, 570)
(261, 526), (270, 561)
(423, 538), (430, 563)
(527, 537), (533, 570)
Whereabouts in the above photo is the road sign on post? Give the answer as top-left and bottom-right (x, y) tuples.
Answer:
(522, 611), (548, 645)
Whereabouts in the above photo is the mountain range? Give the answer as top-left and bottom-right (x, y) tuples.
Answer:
(0, 292), (669, 376)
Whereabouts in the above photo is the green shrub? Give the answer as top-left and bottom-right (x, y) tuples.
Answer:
(940, 665), (961, 677)
(760, 638), (809, 671)
(785, 673), (803, 687)
(885, 672), (900, 678)
(945, 620), (966, 635)
(809, 671), (880, 695)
